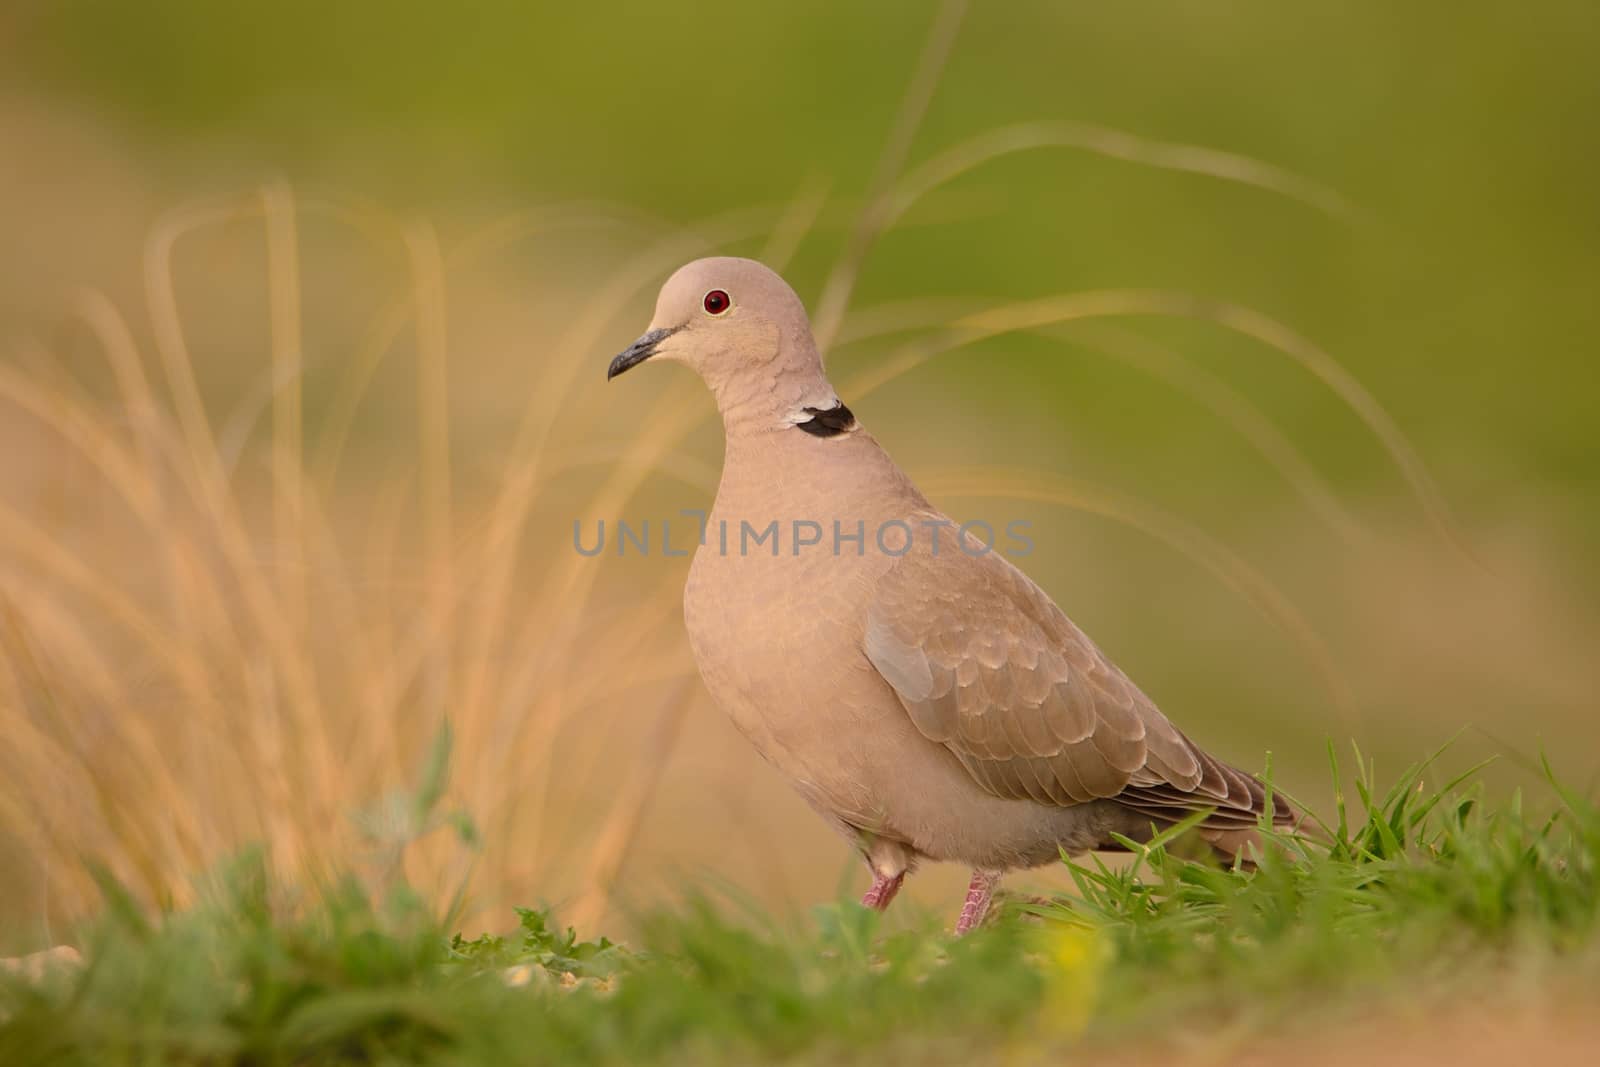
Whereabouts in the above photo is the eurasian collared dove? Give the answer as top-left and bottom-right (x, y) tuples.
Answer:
(608, 257), (1297, 933)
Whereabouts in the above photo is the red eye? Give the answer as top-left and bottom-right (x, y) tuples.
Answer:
(703, 289), (730, 315)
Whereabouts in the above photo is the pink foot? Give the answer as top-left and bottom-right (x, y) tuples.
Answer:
(955, 869), (1002, 934)
(861, 870), (904, 911)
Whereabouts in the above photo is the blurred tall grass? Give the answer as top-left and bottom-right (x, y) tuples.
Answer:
(0, 1), (1596, 948)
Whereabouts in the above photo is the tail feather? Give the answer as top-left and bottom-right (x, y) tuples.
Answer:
(1109, 752), (1309, 862)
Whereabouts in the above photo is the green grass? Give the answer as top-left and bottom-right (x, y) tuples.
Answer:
(3, 746), (1597, 1065)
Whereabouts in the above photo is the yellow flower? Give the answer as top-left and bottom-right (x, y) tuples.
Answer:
(1034, 923), (1112, 1039)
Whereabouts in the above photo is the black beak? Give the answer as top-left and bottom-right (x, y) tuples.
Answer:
(607, 326), (680, 381)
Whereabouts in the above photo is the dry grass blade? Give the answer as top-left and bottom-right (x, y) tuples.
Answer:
(887, 119), (1361, 230)
(810, 0), (966, 352)
(567, 677), (699, 933)
(263, 180), (307, 631)
(144, 195), (258, 488)
(407, 219), (455, 712)
(0, 365), (161, 522)
(758, 174), (832, 272)
(73, 290), (169, 512)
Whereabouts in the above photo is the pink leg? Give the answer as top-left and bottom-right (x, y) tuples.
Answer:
(955, 869), (1002, 934)
(860, 870), (904, 911)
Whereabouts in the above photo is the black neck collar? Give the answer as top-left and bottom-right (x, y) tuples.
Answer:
(795, 402), (856, 438)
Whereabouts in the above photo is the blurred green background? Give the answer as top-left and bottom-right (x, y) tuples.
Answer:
(8, 1), (1597, 509)
(1, 0), (1597, 931)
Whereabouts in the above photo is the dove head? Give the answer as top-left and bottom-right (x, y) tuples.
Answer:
(608, 257), (843, 435)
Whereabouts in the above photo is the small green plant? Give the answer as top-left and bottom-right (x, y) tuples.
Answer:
(349, 722), (482, 896)
(448, 906), (630, 980)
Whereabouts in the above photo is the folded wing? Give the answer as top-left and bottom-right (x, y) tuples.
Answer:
(863, 541), (1294, 841)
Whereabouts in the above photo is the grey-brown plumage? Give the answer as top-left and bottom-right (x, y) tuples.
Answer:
(608, 257), (1296, 932)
